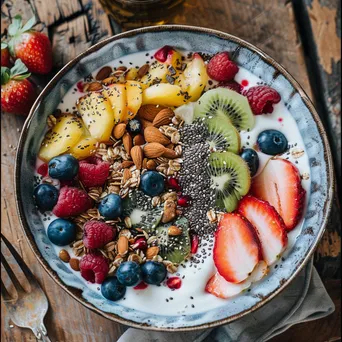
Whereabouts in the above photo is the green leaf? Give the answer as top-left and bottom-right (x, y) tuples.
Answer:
(1, 42), (8, 49)
(1, 67), (11, 85)
(8, 15), (23, 37)
(21, 16), (37, 32)
(12, 73), (31, 81)
(10, 59), (29, 78)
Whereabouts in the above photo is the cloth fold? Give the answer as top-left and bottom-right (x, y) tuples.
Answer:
(118, 258), (334, 342)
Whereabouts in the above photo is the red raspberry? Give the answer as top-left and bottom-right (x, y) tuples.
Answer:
(52, 186), (93, 217)
(217, 81), (242, 94)
(207, 52), (239, 82)
(83, 221), (116, 249)
(78, 157), (110, 188)
(79, 253), (109, 284)
(244, 85), (281, 115)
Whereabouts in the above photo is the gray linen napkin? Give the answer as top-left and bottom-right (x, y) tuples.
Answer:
(118, 258), (335, 342)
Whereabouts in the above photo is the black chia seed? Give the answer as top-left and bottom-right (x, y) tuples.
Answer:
(178, 123), (217, 239)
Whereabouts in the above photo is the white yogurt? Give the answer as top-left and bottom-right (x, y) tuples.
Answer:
(35, 49), (311, 316)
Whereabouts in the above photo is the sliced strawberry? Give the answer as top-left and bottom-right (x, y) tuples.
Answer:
(238, 196), (288, 265)
(205, 261), (268, 299)
(213, 213), (262, 284)
(250, 158), (306, 230)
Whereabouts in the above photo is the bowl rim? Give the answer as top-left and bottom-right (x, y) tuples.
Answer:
(14, 24), (335, 332)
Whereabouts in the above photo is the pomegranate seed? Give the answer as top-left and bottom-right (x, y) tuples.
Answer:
(191, 234), (199, 254)
(37, 163), (48, 177)
(167, 177), (181, 191)
(77, 81), (85, 92)
(166, 277), (182, 290)
(178, 195), (191, 207)
(132, 238), (147, 250)
(134, 281), (148, 290)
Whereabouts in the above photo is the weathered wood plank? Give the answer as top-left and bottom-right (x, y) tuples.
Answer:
(292, 0), (341, 186)
(33, 0), (83, 26)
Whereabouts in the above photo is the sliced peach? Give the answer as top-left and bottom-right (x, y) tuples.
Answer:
(69, 135), (98, 160)
(142, 84), (186, 107)
(38, 114), (84, 162)
(179, 53), (208, 102)
(103, 84), (127, 124)
(77, 91), (115, 142)
(125, 81), (143, 121)
(154, 46), (182, 67)
(140, 62), (168, 86)
(126, 68), (139, 81)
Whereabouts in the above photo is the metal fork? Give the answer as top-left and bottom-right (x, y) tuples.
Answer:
(1, 234), (51, 341)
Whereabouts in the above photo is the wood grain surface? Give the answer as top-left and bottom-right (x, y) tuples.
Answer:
(1, 0), (340, 341)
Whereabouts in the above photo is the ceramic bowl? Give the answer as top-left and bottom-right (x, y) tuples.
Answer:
(15, 25), (334, 331)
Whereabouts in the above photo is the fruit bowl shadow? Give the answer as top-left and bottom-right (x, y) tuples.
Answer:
(14, 25), (334, 331)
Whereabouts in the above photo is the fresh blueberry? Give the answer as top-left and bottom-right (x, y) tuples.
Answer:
(98, 194), (122, 219)
(116, 261), (142, 287)
(140, 171), (164, 197)
(257, 130), (288, 155)
(33, 184), (59, 211)
(141, 261), (167, 285)
(126, 119), (142, 135)
(47, 219), (76, 246)
(101, 277), (126, 301)
(240, 148), (260, 176)
(48, 154), (79, 180)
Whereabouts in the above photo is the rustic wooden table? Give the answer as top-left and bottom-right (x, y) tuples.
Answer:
(1, 0), (341, 341)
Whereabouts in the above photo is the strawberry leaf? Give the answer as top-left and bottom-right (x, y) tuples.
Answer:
(10, 59), (30, 79)
(8, 15), (23, 37)
(1, 42), (8, 49)
(21, 16), (37, 32)
(1, 67), (11, 85)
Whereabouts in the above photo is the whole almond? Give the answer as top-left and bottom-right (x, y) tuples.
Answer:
(146, 246), (160, 259)
(166, 143), (175, 149)
(142, 158), (148, 169)
(69, 258), (80, 271)
(86, 82), (103, 91)
(144, 126), (170, 146)
(121, 160), (134, 168)
(131, 146), (143, 170)
(123, 168), (132, 182)
(163, 148), (178, 159)
(59, 249), (70, 263)
(122, 133), (133, 156)
(144, 143), (166, 158)
(113, 123), (126, 139)
(96, 66), (112, 80)
(137, 64), (150, 78)
(153, 108), (174, 127)
(118, 236), (129, 256)
(138, 104), (166, 121)
(146, 159), (157, 170)
(168, 226), (182, 236)
(133, 134), (145, 146)
(140, 118), (153, 129)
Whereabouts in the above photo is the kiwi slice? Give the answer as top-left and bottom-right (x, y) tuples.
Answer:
(200, 114), (241, 154)
(194, 88), (255, 131)
(208, 151), (251, 212)
(121, 191), (163, 230)
(155, 217), (191, 264)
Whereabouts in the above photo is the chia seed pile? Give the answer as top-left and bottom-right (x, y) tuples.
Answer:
(178, 122), (217, 239)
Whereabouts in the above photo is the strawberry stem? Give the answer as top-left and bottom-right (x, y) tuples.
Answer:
(1, 59), (30, 85)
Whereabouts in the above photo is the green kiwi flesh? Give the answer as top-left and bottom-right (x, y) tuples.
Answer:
(208, 151), (251, 212)
(155, 217), (191, 264)
(194, 88), (255, 131)
(204, 114), (241, 153)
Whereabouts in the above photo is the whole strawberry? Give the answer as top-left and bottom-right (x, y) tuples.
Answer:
(1, 59), (36, 115)
(8, 15), (52, 74)
(1, 43), (11, 67)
